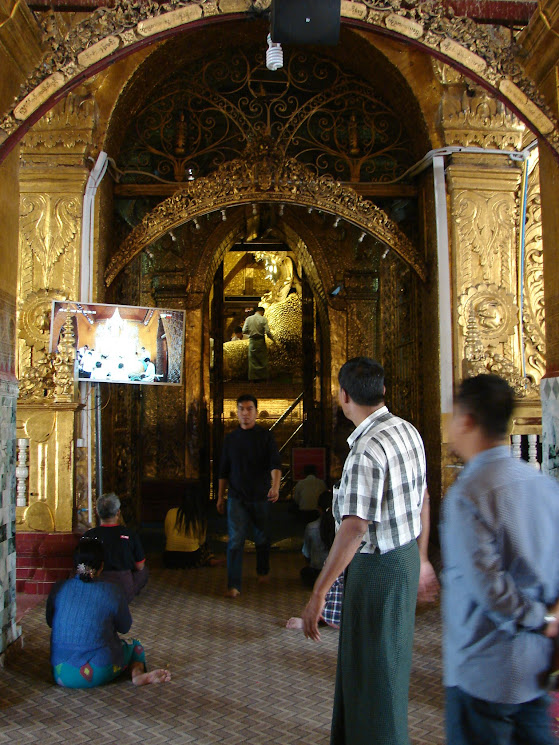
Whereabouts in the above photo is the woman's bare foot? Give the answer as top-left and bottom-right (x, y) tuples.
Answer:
(286, 617), (303, 629)
(257, 575), (270, 585)
(209, 557), (226, 567)
(131, 667), (171, 686)
(225, 588), (240, 598)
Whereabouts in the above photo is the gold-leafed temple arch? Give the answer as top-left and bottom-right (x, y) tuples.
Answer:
(1, 2), (558, 161)
(105, 141), (427, 288)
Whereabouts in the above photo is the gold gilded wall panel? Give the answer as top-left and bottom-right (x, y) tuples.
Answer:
(345, 276), (379, 361)
(380, 259), (420, 427)
(453, 190), (516, 289)
(19, 194), (81, 291)
(439, 81), (543, 395)
(16, 403), (80, 533)
(446, 154), (524, 387)
(18, 96), (94, 372)
(15, 96), (95, 533)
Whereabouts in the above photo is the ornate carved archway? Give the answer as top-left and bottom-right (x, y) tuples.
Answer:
(105, 139), (426, 287)
(1, 1), (558, 163)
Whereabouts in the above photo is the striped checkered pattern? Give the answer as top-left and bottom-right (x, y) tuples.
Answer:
(334, 406), (427, 554)
(322, 573), (344, 628)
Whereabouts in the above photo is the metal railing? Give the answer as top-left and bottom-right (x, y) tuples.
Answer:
(269, 392), (305, 498)
(279, 422), (304, 454)
(269, 391), (304, 433)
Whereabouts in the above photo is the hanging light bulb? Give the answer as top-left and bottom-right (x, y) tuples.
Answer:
(266, 33), (283, 71)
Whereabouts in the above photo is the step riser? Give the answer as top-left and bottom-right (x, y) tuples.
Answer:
(16, 532), (81, 596)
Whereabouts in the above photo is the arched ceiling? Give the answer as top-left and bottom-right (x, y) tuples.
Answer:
(105, 22), (433, 167)
(0, 1), (557, 163)
(105, 23), (431, 187)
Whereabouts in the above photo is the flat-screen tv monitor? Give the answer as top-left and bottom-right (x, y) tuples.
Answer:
(50, 301), (185, 386)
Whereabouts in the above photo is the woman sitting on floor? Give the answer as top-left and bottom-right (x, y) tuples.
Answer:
(46, 537), (170, 689)
(163, 484), (223, 569)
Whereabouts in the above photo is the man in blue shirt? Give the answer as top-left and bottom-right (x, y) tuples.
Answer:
(441, 374), (559, 744)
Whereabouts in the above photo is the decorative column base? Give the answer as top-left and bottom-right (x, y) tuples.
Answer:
(541, 378), (559, 480)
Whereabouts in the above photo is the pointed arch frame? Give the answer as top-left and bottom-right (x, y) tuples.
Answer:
(0, 1), (558, 165)
(104, 141), (426, 287)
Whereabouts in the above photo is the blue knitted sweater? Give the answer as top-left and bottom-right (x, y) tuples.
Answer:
(46, 577), (132, 668)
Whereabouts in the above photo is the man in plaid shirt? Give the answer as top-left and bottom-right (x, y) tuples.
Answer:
(302, 357), (431, 745)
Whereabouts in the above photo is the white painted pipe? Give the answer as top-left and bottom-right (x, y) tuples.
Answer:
(80, 151), (108, 526)
(432, 155), (453, 415)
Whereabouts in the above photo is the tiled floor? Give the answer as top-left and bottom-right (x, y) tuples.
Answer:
(1, 553), (444, 744)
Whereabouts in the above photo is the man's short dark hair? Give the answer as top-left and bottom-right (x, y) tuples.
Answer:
(454, 374), (514, 440)
(303, 464), (317, 477)
(237, 393), (257, 408)
(256, 307), (265, 314)
(338, 357), (385, 406)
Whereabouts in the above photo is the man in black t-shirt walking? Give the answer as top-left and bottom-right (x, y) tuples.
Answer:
(217, 394), (282, 598)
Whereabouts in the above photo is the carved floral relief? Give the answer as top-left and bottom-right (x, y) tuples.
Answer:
(19, 194), (81, 290)
(522, 157), (545, 382)
(453, 191), (516, 288)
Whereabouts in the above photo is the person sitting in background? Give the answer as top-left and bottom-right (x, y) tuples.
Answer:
(300, 490), (334, 588)
(231, 326), (245, 341)
(291, 464), (327, 522)
(84, 493), (148, 602)
(142, 357), (156, 382)
(90, 360), (106, 381)
(287, 490), (345, 630)
(46, 537), (170, 688)
(163, 484), (223, 569)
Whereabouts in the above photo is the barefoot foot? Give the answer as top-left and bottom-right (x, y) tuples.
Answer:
(286, 617), (303, 630)
(132, 668), (171, 686)
(257, 575), (270, 585)
(225, 588), (240, 598)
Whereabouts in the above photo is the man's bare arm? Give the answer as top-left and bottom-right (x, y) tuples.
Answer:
(268, 469), (281, 502)
(417, 490), (439, 603)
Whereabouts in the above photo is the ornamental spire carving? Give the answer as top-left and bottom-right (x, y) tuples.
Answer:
(53, 312), (77, 402)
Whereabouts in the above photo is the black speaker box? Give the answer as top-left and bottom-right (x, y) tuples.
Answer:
(270, 0), (341, 46)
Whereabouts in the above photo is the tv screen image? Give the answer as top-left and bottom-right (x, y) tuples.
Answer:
(50, 301), (185, 386)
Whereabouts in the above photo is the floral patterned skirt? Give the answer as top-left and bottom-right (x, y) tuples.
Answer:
(52, 638), (146, 688)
